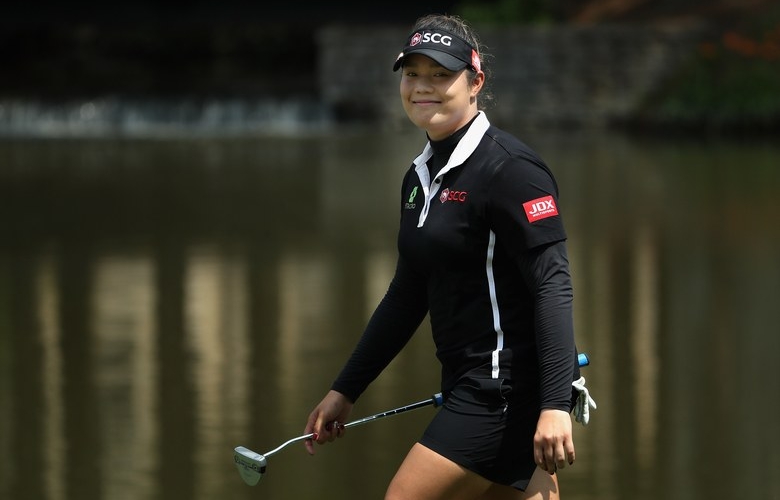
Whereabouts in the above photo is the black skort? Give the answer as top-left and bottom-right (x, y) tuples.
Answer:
(419, 376), (540, 491)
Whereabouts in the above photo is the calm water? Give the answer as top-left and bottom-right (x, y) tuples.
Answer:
(1, 127), (779, 500)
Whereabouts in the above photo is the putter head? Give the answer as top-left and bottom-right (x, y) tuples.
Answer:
(234, 446), (267, 486)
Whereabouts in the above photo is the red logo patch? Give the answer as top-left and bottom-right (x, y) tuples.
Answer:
(523, 195), (558, 223)
(439, 188), (468, 203)
(471, 49), (481, 72)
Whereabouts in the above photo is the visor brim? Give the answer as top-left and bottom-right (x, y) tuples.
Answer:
(392, 48), (470, 72)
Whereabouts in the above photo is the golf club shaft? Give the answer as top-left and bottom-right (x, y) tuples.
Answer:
(263, 393), (443, 458)
(263, 433), (315, 458)
(342, 392), (444, 431)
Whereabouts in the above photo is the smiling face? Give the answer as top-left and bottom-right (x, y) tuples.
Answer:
(399, 53), (484, 141)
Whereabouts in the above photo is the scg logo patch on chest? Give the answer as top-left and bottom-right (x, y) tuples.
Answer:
(439, 188), (468, 204)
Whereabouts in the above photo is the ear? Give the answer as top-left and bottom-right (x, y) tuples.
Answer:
(470, 71), (485, 97)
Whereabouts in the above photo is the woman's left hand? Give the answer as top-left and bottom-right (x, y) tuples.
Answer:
(533, 408), (575, 474)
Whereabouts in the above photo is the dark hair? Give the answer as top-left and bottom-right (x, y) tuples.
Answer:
(411, 14), (495, 107)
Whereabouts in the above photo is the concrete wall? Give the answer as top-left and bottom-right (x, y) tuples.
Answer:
(316, 22), (711, 129)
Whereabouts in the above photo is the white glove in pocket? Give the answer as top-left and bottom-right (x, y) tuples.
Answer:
(572, 376), (597, 425)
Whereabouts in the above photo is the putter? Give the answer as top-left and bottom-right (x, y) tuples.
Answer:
(234, 392), (444, 485)
(234, 352), (591, 485)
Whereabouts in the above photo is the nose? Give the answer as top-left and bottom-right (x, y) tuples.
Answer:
(412, 77), (434, 93)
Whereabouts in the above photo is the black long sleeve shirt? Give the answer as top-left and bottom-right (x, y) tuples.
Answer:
(332, 112), (578, 411)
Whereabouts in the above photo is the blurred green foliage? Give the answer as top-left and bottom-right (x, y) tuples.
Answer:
(640, 8), (780, 133)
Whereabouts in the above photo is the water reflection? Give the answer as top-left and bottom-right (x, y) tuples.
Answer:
(0, 130), (779, 500)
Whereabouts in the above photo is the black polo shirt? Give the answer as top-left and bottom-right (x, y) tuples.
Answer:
(333, 112), (576, 411)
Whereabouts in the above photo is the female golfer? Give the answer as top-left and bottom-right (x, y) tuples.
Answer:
(304, 13), (587, 500)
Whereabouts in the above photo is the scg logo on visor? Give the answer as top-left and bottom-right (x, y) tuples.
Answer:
(411, 32), (452, 47)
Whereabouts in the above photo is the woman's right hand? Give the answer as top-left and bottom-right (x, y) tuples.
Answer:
(304, 390), (354, 455)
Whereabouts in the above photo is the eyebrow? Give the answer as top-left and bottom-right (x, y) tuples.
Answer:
(403, 59), (448, 70)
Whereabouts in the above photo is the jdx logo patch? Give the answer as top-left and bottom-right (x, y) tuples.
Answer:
(523, 195), (558, 222)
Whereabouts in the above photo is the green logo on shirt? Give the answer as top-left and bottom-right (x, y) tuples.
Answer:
(405, 186), (418, 209)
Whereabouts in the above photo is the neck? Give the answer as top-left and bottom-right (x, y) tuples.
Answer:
(427, 111), (480, 143)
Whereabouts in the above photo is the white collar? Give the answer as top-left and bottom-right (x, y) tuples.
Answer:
(411, 111), (491, 227)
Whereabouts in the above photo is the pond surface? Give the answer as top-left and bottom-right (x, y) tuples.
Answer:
(1, 127), (778, 500)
